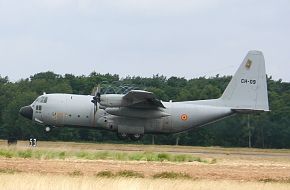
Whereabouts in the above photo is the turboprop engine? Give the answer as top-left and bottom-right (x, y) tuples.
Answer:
(99, 94), (128, 107)
(105, 107), (170, 118)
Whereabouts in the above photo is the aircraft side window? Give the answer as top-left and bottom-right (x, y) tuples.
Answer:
(36, 105), (42, 111)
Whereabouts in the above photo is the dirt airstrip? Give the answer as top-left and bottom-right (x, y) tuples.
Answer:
(1, 141), (290, 182)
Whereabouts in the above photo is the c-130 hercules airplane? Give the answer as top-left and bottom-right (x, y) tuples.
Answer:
(20, 51), (269, 141)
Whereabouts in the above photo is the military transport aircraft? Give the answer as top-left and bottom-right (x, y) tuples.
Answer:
(19, 51), (269, 141)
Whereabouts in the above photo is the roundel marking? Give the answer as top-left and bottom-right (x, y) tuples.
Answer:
(180, 114), (188, 121)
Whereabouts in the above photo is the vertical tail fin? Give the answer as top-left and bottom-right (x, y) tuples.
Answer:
(220, 50), (269, 111)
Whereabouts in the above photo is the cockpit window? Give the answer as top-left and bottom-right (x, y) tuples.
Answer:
(36, 96), (48, 103)
(42, 97), (48, 103)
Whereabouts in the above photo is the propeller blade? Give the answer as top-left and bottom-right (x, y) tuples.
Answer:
(96, 92), (101, 103)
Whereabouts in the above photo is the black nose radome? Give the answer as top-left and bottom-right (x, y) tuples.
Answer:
(19, 106), (33, 120)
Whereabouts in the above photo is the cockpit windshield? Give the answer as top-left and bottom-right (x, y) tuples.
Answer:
(35, 96), (48, 103)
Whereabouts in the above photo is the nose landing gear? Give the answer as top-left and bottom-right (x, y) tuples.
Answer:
(45, 126), (51, 132)
(45, 126), (55, 132)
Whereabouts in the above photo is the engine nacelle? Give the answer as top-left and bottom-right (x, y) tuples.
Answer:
(100, 94), (128, 107)
(105, 107), (170, 118)
(96, 117), (118, 131)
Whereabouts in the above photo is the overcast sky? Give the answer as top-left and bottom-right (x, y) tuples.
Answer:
(0, 0), (289, 82)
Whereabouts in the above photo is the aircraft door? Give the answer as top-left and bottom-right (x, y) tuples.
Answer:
(34, 104), (43, 121)
(56, 112), (64, 126)
(50, 96), (67, 127)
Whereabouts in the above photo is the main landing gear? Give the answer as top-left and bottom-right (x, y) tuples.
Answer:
(129, 134), (143, 141)
(117, 133), (128, 140)
(117, 133), (144, 141)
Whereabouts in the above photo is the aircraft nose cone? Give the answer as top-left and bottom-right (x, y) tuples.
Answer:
(19, 106), (33, 120)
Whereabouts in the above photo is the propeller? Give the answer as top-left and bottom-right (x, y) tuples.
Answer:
(91, 85), (101, 128)
(91, 85), (101, 111)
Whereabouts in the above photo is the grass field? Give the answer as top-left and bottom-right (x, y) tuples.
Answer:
(0, 140), (290, 189)
(0, 173), (289, 190)
(0, 147), (211, 163)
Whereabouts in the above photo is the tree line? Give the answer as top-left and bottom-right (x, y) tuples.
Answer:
(0, 71), (289, 148)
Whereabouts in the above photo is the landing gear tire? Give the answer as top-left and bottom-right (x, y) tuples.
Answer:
(129, 134), (143, 141)
(117, 133), (128, 140)
(45, 126), (51, 132)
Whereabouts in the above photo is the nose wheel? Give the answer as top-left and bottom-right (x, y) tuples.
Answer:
(45, 126), (56, 132)
(45, 126), (51, 132)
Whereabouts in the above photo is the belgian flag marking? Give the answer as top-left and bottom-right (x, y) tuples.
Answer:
(180, 114), (188, 121)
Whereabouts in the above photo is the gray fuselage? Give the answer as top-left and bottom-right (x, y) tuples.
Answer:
(30, 93), (234, 134)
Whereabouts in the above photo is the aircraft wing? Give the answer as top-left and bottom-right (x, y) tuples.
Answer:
(123, 90), (165, 109)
